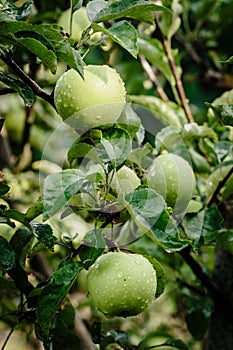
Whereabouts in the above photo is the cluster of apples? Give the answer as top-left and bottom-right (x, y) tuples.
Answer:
(54, 7), (195, 318)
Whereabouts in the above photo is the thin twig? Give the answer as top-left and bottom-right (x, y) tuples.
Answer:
(175, 33), (222, 82)
(180, 247), (233, 320)
(1, 55), (55, 108)
(138, 54), (169, 101)
(207, 166), (233, 208)
(74, 310), (97, 350)
(154, 18), (194, 123)
(1, 328), (15, 350)
(179, 247), (228, 304)
(0, 87), (15, 95)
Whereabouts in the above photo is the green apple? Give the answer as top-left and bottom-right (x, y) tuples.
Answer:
(58, 7), (91, 42)
(54, 65), (126, 129)
(110, 165), (141, 194)
(86, 251), (157, 317)
(147, 154), (196, 215)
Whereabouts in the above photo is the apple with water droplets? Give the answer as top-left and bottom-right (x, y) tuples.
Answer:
(86, 251), (157, 317)
(147, 153), (196, 215)
(54, 65), (126, 129)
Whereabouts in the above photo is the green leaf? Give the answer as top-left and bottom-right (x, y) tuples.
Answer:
(87, 0), (107, 22)
(67, 140), (99, 165)
(158, 0), (182, 40)
(189, 148), (210, 174)
(182, 207), (223, 247)
(128, 145), (152, 169)
(185, 297), (212, 340)
(32, 223), (57, 251)
(97, 128), (132, 171)
(0, 22), (57, 73)
(0, 0), (32, 21)
(10, 227), (33, 258)
(130, 95), (184, 127)
(0, 21), (84, 76)
(161, 338), (189, 350)
(92, 20), (138, 58)
(14, 30), (54, 51)
(0, 236), (16, 272)
(25, 197), (44, 221)
(117, 103), (141, 138)
(56, 45), (84, 78)
(138, 335), (189, 350)
(100, 330), (129, 349)
(123, 186), (180, 251)
(215, 229), (233, 254)
(43, 169), (85, 219)
(45, 317), (81, 350)
(93, 0), (170, 24)
(8, 263), (33, 295)
(0, 182), (10, 196)
(150, 211), (190, 252)
(0, 72), (35, 107)
(182, 122), (217, 142)
(209, 88), (233, 106)
(221, 55), (233, 64)
(205, 163), (233, 204)
(137, 37), (175, 86)
(215, 141), (233, 162)
(206, 103), (233, 126)
(78, 229), (106, 268)
(0, 207), (31, 229)
(36, 260), (83, 340)
(0, 216), (15, 228)
(155, 125), (182, 152)
(125, 186), (166, 226)
(142, 254), (165, 299)
(8, 228), (34, 294)
(13, 31), (57, 73)
(72, 0), (83, 12)
(33, 23), (84, 76)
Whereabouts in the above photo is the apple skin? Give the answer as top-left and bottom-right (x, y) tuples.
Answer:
(110, 166), (141, 194)
(86, 251), (157, 317)
(58, 7), (90, 42)
(54, 65), (126, 129)
(147, 153), (196, 215)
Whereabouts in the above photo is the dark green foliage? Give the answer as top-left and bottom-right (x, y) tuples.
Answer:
(0, 0), (233, 348)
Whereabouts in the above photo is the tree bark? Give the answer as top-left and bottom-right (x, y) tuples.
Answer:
(207, 202), (233, 350)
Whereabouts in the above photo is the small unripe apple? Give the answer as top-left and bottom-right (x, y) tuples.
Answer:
(86, 251), (157, 317)
(147, 154), (196, 215)
(58, 7), (91, 42)
(110, 166), (141, 194)
(54, 65), (126, 129)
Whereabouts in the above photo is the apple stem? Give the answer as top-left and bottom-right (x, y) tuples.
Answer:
(138, 54), (169, 102)
(154, 18), (194, 123)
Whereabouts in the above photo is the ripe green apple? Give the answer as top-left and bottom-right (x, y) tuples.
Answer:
(147, 153), (196, 215)
(54, 65), (126, 129)
(58, 7), (91, 42)
(86, 251), (157, 317)
(110, 165), (141, 194)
